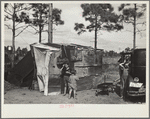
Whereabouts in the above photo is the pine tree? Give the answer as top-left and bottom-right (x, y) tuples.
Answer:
(118, 4), (146, 49)
(4, 3), (31, 67)
(30, 3), (64, 43)
(74, 4), (123, 63)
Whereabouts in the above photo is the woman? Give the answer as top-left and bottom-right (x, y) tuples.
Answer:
(119, 56), (130, 98)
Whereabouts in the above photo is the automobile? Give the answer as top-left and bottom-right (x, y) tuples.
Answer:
(120, 49), (146, 100)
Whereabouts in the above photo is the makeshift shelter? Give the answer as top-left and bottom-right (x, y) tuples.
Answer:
(7, 51), (34, 86)
(6, 43), (103, 96)
(30, 43), (103, 95)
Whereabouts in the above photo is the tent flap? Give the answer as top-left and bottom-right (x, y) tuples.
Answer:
(32, 44), (61, 95)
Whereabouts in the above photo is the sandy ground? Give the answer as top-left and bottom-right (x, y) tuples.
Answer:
(4, 87), (124, 104)
(4, 85), (145, 104)
(4, 69), (145, 104)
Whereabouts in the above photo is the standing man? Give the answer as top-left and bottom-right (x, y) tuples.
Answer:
(60, 64), (65, 94)
(60, 62), (71, 95)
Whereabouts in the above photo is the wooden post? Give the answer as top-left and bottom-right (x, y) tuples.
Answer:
(48, 3), (53, 43)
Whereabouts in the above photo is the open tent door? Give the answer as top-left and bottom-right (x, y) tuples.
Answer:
(32, 43), (61, 96)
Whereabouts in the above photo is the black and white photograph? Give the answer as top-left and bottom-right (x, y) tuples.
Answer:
(1, 1), (149, 118)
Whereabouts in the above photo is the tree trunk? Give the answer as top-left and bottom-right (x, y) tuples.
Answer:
(48, 3), (53, 43)
(94, 15), (97, 64)
(39, 10), (42, 43)
(133, 4), (136, 49)
(39, 25), (42, 43)
(12, 3), (16, 68)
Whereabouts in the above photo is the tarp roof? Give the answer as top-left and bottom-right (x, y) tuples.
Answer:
(41, 43), (93, 50)
(31, 43), (60, 51)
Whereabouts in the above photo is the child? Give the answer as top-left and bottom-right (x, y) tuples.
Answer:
(68, 69), (79, 99)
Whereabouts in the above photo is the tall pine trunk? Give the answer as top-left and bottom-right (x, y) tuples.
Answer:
(39, 9), (42, 43)
(48, 3), (53, 43)
(39, 25), (42, 43)
(133, 4), (136, 49)
(94, 15), (97, 64)
(12, 3), (16, 68)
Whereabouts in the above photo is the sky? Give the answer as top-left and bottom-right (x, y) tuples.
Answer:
(3, 2), (147, 52)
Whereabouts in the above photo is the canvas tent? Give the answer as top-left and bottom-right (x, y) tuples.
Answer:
(7, 51), (34, 86)
(30, 43), (61, 96)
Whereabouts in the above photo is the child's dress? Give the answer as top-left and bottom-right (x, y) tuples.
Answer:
(68, 75), (79, 90)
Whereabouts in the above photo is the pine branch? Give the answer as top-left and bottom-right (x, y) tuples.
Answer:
(30, 25), (39, 32)
(9, 3), (14, 9)
(43, 20), (48, 25)
(15, 25), (29, 37)
(6, 6), (13, 14)
(15, 22), (21, 27)
(136, 21), (146, 25)
(34, 31), (40, 34)
(137, 4), (146, 11)
(5, 24), (12, 30)
(136, 28), (144, 37)
(124, 20), (134, 24)
(15, 25), (28, 30)
(4, 15), (12, 20)
(15, 7), (29, 12)
(52, 22), (58, 25)
(136, 28), (146, 33)
(4, 9), (13, 16)
(4, 19), (11, 22)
